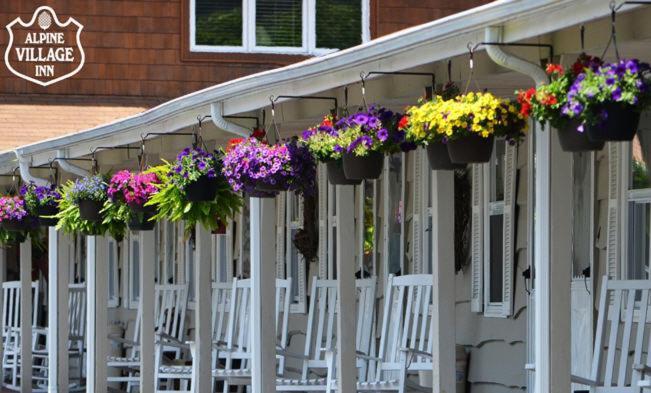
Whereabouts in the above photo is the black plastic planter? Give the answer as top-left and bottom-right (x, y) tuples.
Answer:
(185, 174), (219, 202)
(1, 219), (30, 232)
(426, 143), (466, 170)
(326, 160), (362, 185)
(342, 151), (384, 180)
(77, 199), (104, 222)
(447, 135), (494, 164)
(128, 205), (156, 231)
(556, 120), (605, 152)
(586, 103), (640, 142)
(37, 205), (58, 227)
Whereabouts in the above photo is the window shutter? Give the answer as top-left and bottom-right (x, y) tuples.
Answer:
(606, 143), (621, 279)
(276, 192), (286, 278)
(501, 144), (517, 316)
(317, 164), (328, 279)
(470, 164), (484, 312)
(412, 150), (423, 274)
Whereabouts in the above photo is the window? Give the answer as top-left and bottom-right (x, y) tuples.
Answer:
(190, 0), (369, 54)
(571, 152), (595, 279)
(128, 233), (140, 309)
(626, 134), (651, 279)
(470, 139), (517, 317)
(107, 238), (119, 308)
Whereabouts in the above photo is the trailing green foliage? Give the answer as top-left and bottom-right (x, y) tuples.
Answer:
(146, 161), (243, 236)
(55, 179), (127, 241)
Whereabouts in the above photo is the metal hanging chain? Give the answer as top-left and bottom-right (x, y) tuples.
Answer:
(343, 85), (350, 116)
(268, 96), (282, 145)
(601, 1), (621, 60)
(464, 42), (478, 94)
(447, 59), (453, 83)
(360, 72), (370, 111)
(580, 25), (586, 52)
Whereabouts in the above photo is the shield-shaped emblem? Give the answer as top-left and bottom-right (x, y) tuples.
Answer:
(4, 6), (85, 87)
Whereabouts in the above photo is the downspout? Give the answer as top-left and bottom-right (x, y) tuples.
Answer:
(210, 102), (250, 137)
(14, 151), (49, 186)
(55, 149), (90, 178)
(483, 25), (552, 393)
(484, 26), (548, 86)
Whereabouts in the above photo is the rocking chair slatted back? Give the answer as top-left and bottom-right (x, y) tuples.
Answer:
(222, 278), (292, 374)
(2, 281), (40, 338)
(589, 276), (651, 390)
(211, 282), (233, 349)
(376, 274), (433, 377)
(301, 277), (377, 380)
(67, 283), (86, 343)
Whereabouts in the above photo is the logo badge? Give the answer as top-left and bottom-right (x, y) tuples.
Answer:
(5, 6), (84, 87)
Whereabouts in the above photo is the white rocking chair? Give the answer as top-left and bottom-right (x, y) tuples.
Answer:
(154, 281), (233, 392)
(108, 283), (189, 392)
(185, 278), (292, 391)
(1, 280), (41, 391)
(275, 276), (377, 391)
(326, 274), (434, 393)
(571, 276), (651, 392)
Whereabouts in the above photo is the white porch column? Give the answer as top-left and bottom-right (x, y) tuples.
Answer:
(140, 230), (155, 393)
(534, 125), (572, 392)
(430, 170), (455, 393)
(335, 185), (356, 392)
(86, 235), (108, 393)
(48, 228), (70, 393)
(0, 246), (5, 381)
(194, 225), (212, 392)
(250, 197), (277, 393)
(19, 236), (33, 393)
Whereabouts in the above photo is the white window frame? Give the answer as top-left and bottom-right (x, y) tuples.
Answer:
(127, 233), (141, 309)
(107, 238), (119, 308)
(471, 139), (517, 318)
(189, 0), (370, 55)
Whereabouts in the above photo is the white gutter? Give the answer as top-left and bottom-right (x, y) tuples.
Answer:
(15, 151), (48, 186)
(484, 26), (548, 86)
(210, 102), (250, 137)
(55, 149), (90, 178)
(8, 0), (639, 167)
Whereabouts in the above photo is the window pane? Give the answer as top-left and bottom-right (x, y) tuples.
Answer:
(388, 154), (402, 275)
(572, 152), (592, 277)
(631, 134), (651, 190)
(489, 214), (504, 303)
(195, 0), (243, 46)
(628, 201), (650, 279)
(490, 140), (505, 202)
(256, 0), (302, 47)
(316, 0), (362, 49)
(132, 240), (140, 301)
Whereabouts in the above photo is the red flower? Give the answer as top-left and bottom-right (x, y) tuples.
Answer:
(545, 63), (564, 75)
(321, 116), (333, 128)
(226, 138), (244, 152)
(251, 128), (266, 141)
(398, 115), (409, 130)
(516, 88), (536, 117)
(541, 94), (558, 106)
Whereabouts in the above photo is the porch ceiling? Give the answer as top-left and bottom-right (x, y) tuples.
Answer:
(3, 0), (651, 175)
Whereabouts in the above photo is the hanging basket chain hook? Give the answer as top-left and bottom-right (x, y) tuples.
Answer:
(580, 25), (585, 52)
(268, 95), (281, 145)
(464, 42), (476, 94)
(359, 72), (369, 111)
(601, 1), (621, 60)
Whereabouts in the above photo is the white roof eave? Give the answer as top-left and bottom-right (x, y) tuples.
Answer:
(11, 0), (626, 168)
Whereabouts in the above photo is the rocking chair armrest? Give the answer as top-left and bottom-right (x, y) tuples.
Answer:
(571, 374), (597, 386)
(399, 348), (433, 360)
(108, 334), (139, 348)
(156, 338), (190, 350)
(634, 364), (651, 373)
(287, 330), (306, 346)
(156, 332), (183, 345)
(276, 346), (310, 361)
(323, 348), (382, 362)
(32, 327), (49, 337)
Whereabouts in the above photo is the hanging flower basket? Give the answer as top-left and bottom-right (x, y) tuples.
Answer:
(185, 174), (219, 202)
(223, 138), (316, 196)
(447, 134), (494, 164)
(127, 205), (156, 231)
(326, 160), (361, 185)
(342, 150), (384, 180)
(426, 142), (466, 170)
(0, 196), (31, 232)
(36, 205), (58, 227)
(586, 103), (640, 142)
(557, 119), (605, 152)
(78, 198), (104, 222)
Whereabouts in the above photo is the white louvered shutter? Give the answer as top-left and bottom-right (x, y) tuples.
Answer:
(606, 143), (621, 279)
(275, 192), (286, 278)
(501, 144), (517, 317)
(317, 164), (328, 279)
(470, 164), (484, 312)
